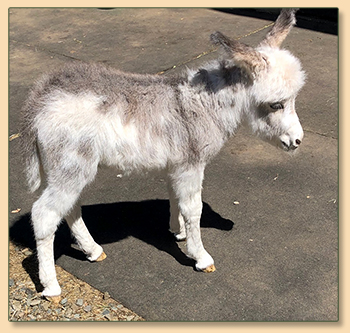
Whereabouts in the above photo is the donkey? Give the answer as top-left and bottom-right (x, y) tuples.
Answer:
(20, 9), (305, 300)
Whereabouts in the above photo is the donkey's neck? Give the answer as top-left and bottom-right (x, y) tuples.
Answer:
(182, 60), (250, 138)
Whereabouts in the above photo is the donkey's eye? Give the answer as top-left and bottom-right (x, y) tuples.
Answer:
(270, 103), (284, 110)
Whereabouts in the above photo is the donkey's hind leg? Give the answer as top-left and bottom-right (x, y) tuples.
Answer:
(65, 204), (106, 262)
(31, 186), (81, 298)
(32, 158), (98, 299)
(167, 179), (186, 241)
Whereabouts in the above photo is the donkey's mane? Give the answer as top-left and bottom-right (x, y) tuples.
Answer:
(187, 60), (250, 93)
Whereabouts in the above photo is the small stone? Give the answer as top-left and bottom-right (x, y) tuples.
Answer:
(76, 298), (84, 306)
(24, 288), (34, 296)
(126, 315), (134, 321)
(104, 313), (112, 321)
(14, 294), (22, 301)
(74, 314), (80, 319)
(60, 298), (68, 305)
(9, 279), (14, 287)
(83, 305), (92, 312)
(55, 308), (61, 314)
(41, 302), (50, 311)
(30, 299), (41, 306)
(31, 305), (39, 314)
(65, 308), (73, 317)
(12, 300), (21, 312)
(103, 291), (110, 300)
(102, 309), (110, 316)
(17, 311), (25, 319)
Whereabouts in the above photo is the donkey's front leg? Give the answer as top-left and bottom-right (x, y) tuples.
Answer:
(172, 166), (216, 272)
(180, 191), (216, 272)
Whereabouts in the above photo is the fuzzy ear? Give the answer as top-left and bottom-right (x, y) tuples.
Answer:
(211, 31), (267, 79)
(259, 8), (298, 48)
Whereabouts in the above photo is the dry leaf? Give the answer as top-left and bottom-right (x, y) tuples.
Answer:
(9, 133), (21, 141)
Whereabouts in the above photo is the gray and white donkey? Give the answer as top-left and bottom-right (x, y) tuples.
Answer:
(21, 9), (305, 300)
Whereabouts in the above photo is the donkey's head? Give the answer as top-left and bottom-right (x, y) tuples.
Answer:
(211, 9), (305, 151)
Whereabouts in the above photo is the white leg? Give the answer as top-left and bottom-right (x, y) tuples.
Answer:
(31, 187), (74, 297)
(31, 185), (86, 297)
(167, 180), (186, 241)
(36, 234), (61, 297)
(170, 165), (216, 272)
(65, 204), (105, 262)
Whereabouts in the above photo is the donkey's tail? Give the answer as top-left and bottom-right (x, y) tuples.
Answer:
(25, 138), (41, 193)
(20, 118), (42, 193)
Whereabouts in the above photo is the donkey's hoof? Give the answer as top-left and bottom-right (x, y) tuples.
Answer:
(170, 229), (186, 241)
(45, 295), (61, 304)
(95, 251), (107, 262)
(202, 264), (216, 273)
(175, 234), (186, 242)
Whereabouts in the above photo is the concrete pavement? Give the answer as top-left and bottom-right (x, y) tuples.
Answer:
(9, 8), (338, 321)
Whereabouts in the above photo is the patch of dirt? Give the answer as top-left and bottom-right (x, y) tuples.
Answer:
(9, 242), (144, 321)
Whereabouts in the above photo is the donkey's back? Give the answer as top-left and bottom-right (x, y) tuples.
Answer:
(22, 62), (195, 189)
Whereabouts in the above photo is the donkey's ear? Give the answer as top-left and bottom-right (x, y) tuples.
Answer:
(259, 8), (298, 48)
(211, 31), (267, 79)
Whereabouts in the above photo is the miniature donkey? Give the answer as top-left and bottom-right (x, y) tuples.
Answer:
(21, 9), (305, 300)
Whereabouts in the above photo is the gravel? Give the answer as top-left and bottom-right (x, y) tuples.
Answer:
(76, 298), (84, 307)
(9, 242), (144, 321)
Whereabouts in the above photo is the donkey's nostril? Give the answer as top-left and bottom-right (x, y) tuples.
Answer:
(281, 141), (289, 149)
(295, 139), (301, 145)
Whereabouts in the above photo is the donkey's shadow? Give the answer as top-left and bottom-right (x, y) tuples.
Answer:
(10, 200), (233, 291)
